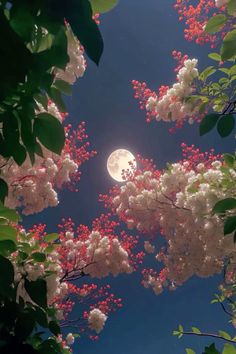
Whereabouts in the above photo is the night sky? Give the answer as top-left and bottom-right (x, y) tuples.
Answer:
(25, 0), (236, 353)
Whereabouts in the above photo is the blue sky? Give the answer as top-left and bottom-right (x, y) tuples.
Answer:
(25, 0), (236, 353)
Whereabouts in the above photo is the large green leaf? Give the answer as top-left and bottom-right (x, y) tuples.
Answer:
(65, 0), (104, 65)
(213, 198), (236, 214)
(15, 311), (36, 341)
(217, 114), (235, 137)
(24, 278), (47, 308)
(49, 320), (61, 336)
(205, 14), (227, 33)
(224, 216), (236, 235)
(38, 338), (61, 354)
(0, 240), (17, 256)
(0, 202), (21, 222)
(34, 113), (65, 154)
(53, 80), (72, 96)
(199, 114), (219, 136)
(0, 9), (33, 102)
(0, 225), (17, 243)
(203, 343), (220, 354)
(89, 0), (118, 14)
(223, 343), (236, 354)
(221, 30), (236, 61)
(31, 252), (46, 262)
(227, 0), (236, 16)
(0, 178), (8, 203)
(0, 255), (14, 291)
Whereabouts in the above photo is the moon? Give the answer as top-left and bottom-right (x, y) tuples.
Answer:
(107, 149), (137, 182)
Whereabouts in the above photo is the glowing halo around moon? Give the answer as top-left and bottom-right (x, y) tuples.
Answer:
(107, 149), (137, 182)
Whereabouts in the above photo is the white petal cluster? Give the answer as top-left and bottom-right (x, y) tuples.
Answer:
(14, 251), (67, 305)
(88, 308), (107, 333)
(144, 240), (155, 254)
(215, 0), (228, 7)
(66, 333), (75, 346)
(61, 230), (132, 278)
(55, 27), (86, 84)
(2, 152), (78, 215)
(113, 161), (236, 292)
(146, 59), (199, 124)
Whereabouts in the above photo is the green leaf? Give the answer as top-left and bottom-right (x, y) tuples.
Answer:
(34, 307), (48, 328)
(224, 216), (236, 235)
(217, 114), (235, 137)
(178, 324), (183, 332)
(15, 311), (36, 341)
(219, 68), (230, 75)
(227, 0), (236, 16)
(38, 338), (61, 354)
(48, 87), (67, 112)
(0, 240), (17, 256)
(31, 252), (46, 262)
(0, 178), (8, 203)
(0, 255), (14, 291)
(213, 198), (236, 213)
(34, 113), (65, 155)
(221, 29), (236, 61)
(191, 327), (201, 334)
(208, 53), (221, 61)
(230, 65), (236, 76)
(223, 344), (236, 354)
(205, 14), (227, 33)
(33, 26), (69, 71)
(186, 349), (196, 354)
(200, 114), (220, 135)
(223, 343), (236, 354)
(0, 225), (17, 243)
(65, 0), (104, 65)
(49, 320), (61, 336)
(0, 203), (20, 222)
(44, 233), (59, 243)
(224, 153), (235, 167)
(24, 278), (47, 308)
(218, 331), (231, 340)
(173, 330), (179, 336)
(53, 80), (72, 96)
(89, 0), (118, 14)
(203, 343), (220, 354)
(200, 66), (216, 81)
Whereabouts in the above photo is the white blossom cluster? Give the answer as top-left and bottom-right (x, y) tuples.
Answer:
(55, 26), (86, 84)
(88, 308), (107, 333)
(146, 59), (199, 124)
(215, 0), (228, 7)
(14, 245), (68, 305)
(2, 152), (78, 215)
(144, 240), (155, 254)
(63, 230), (132, 279)
(113, 160), (236, 293)
(1, 98), (79, 215)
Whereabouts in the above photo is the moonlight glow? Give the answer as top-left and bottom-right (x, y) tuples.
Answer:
(107, 149), (136, 182)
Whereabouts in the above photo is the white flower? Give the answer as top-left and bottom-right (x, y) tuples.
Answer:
(88, 308), (107, 333)
(66, 333), (75, 345)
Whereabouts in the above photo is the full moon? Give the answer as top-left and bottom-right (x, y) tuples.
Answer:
(107, 149), (136, 182)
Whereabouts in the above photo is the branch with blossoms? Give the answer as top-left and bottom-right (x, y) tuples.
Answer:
(174, 0), (236, 48)
(101, 144), (236, 294)
(0, 202), (143, 353)
(132, 1), (236, 135)
(0, 120), (96, 215)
